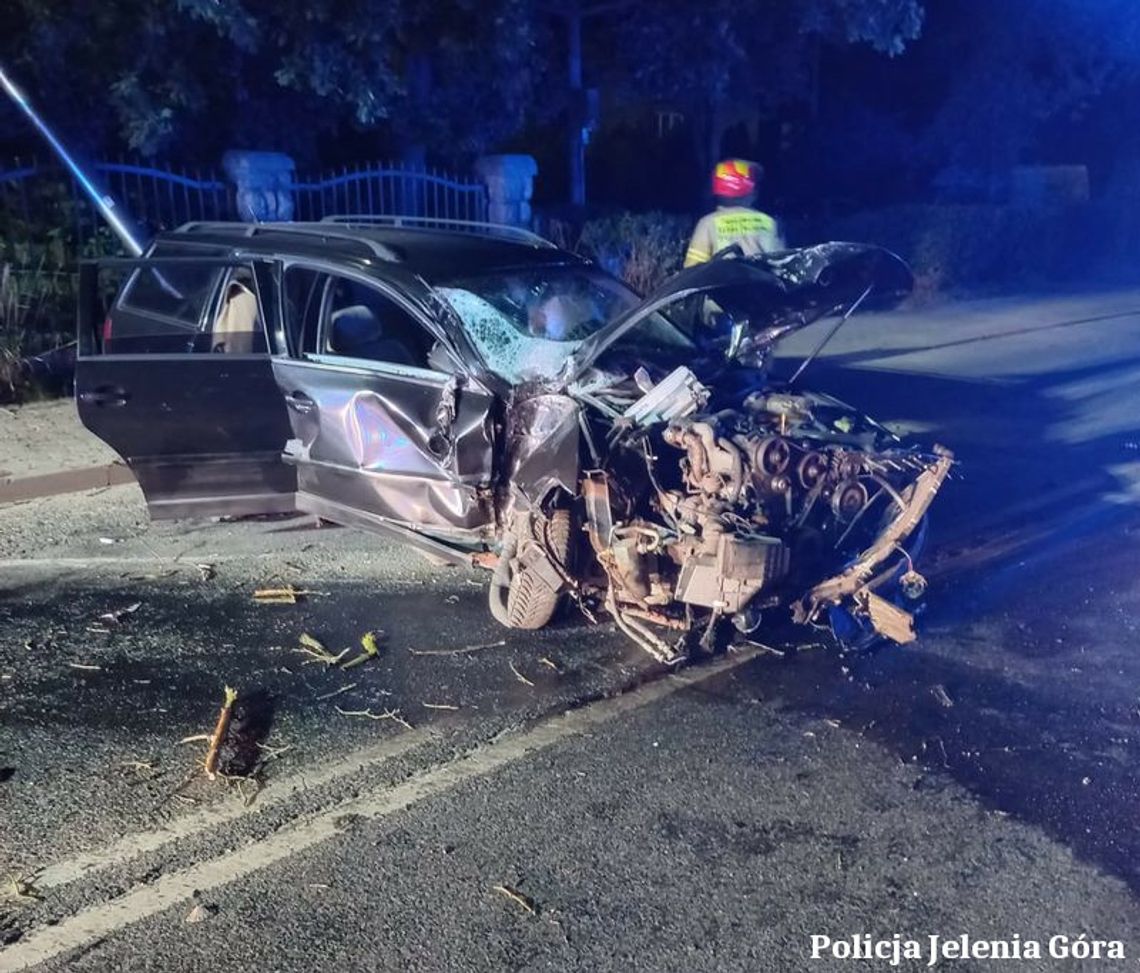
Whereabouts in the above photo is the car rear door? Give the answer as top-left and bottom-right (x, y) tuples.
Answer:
(270, 263), (496, 537)
(76, 252), (297, 519)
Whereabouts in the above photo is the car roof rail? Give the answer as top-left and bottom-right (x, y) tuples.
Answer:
(319, 214), (557, 248)
(173, 221), (401, 261)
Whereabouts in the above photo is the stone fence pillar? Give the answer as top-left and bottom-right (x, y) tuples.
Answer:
(475, 154), (537, 227)
(223, 150), (295, 222)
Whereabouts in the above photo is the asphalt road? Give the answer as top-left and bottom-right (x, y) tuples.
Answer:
(5, 288), (1140, 970)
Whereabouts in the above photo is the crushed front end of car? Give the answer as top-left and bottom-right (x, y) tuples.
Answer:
(497, 243), (953, 662)
(572, 369), (951, 661)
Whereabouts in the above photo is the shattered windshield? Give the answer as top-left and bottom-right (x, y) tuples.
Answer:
(438, 265), (687, 383)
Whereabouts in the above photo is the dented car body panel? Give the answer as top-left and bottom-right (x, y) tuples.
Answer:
(273, 357), (496, 532)
(504, 392), (582, 513)
(77, 224), (951, 656)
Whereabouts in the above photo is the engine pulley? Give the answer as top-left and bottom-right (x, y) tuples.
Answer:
(831, 479), (869, 521)
(797, 451), (828, 490)
(750, 436), (791, 477)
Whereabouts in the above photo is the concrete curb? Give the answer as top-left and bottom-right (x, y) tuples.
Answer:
(0, 463), (135, 504)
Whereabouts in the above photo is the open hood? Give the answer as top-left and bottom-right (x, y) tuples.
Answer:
(564, 242), (912, 382)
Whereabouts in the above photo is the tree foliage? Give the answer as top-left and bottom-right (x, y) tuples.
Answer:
(598, 0), (923, 174)
(919, 0), (1140, 192)
(1, 0), (546, 161)
(1, 0), (922, 165)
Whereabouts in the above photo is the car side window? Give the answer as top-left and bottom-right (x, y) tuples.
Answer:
(206, 266), (268, 354)
(283, 265), (326, 356)
(107, 245), (224, 353)
(120, 263), (219, 327)
(321, 275), (434, 368)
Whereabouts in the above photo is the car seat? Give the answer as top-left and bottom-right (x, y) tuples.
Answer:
(329, 305), (417, 365)
(212, 279), (262, 353)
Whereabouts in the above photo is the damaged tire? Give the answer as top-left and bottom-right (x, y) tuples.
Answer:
(491, 508), (573, 630)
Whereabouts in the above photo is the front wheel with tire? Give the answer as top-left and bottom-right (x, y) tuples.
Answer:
(490, 508), (573, 630)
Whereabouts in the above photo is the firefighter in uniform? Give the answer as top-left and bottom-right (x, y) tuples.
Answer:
(684, 159), (784, 267)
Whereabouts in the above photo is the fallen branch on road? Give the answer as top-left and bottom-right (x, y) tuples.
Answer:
(407, 639), (506, 657)
(508, 662), (534, 687)
(492, 884), (537, 916)
(315, 682), (358, 701)
(5, 874), (44, 904)
(341, 630), (383, 670)
(204, 686), (238, 780)
(294, 633), (349, 667)
(335, 705), (412, 729)
(252, 586), (324, 604)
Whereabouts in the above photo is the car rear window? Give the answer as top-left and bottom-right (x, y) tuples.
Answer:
(119, 261), (221, 328)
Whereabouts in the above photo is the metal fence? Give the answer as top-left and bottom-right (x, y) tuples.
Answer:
(96, 161), (229, 232)
(0, 157), (228, 258)
(1, 155), (491, 350)
(1, 157), (489, 262)
(288, 163), (488, 223)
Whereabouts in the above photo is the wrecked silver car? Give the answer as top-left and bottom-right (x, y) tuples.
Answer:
(77, 221), (950, 661)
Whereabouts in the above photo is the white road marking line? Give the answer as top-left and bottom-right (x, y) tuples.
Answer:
(1, 648), (759, 971)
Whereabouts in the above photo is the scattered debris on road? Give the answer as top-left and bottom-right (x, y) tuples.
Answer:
(178, 733), (211, 745)
(67, 662), (103, 672)
(931, 684), (955, 708)
(184, 902), (216, 924)
(96, 601), (141, 627)
(492, 884), (537, 917)
(4, 874), (43, 904)
(196, 563), (216, 581)
(119, 760), (157, 779)
(739, 641), (787, 657)
(294, 630), (383, 669)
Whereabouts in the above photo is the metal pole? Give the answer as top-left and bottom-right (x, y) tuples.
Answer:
(0, 64), (146, 256)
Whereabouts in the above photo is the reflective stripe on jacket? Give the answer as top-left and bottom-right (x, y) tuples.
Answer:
(684, 206), (784, 267)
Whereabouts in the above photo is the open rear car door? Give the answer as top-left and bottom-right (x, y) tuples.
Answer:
(76, 256), (296, 519)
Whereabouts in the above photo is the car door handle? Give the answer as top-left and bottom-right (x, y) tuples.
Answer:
(79, 385), (129, 407)
(284, 390), (316, 414)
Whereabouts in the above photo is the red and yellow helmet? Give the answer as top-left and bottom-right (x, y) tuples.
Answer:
(712, 159), (761, 198)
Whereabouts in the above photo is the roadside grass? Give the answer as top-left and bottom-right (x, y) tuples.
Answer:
(0, 261), (75, 403)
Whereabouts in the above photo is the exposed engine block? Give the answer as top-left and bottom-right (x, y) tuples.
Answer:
(580, 375), (947, 661)
(610, 393), (930, 618)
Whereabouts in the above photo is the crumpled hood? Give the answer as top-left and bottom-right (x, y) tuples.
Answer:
(564, 242), (912, 382)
